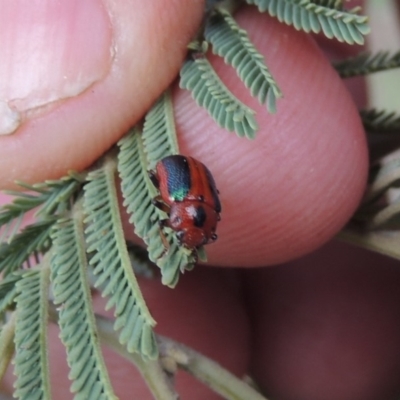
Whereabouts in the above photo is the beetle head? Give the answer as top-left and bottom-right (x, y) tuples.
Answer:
(170, 201), (219, 248)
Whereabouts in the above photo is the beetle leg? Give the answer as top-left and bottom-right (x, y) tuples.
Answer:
(152, 196), (170, 213)
(159, 218), (172, 229)
(158, 219), (171, 250)
(148, 170), (160, 189)
(175, 230), (185, 245)
(210, 233), (218, 242)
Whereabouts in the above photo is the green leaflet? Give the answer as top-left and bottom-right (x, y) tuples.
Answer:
(205, 9), (282, 113)
(118, 128), (195, 287)
(0, 193), (41, 245)
(246, 0), (370, 44)
(0, 219), (54, 276)
(310, 0), (344, 8)
(365, 158), (400, 204)
(119, 129), (158, 240)
(361, 109), (400, 134)
(180, 56), (258, 139)
(334, 51), (400, 78)
(51, 217), (117, 400)
(13, 268), (51, 400)
(0, 314), (16, 382)
(365, 201), (400, 230)
(1, 175), (81, 243)
(83, 159), (158, 358)
(0, 273), (21, 318)
(142, 91), (180, 169)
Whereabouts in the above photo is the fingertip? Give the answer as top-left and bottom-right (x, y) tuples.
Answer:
(174, 7), (368, 266)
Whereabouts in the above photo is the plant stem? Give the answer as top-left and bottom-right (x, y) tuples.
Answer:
(90, 314), (179, 400)
(50, 305), (269, 400)
(157, 335), (269, 400)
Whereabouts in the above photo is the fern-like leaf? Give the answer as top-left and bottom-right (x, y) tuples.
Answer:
(363, 158), (400, 205)
(118, 129), (195, 287)
(361, 109), (400, 133)
(83, 159), (158, 358)
(180, 56), (258, 138)
(246, 0), (370, 44)
(119, 130), (158, 241)
(365, 201), (400, 230)
(310, 0), (344, 9)
(0, 194), (43, 243)
(334, 51), (400, 78)
(0, 273), (22, 317)
(205, 9), (282, 113)
(32, 176), (83, 217)
(51, 217), (117, 399)
(0, 313), (16, 382)
(0, 219), (54, 276)
(0, 175), (81, 242)
(142, 91), (180, 169)
(13, 267), (51, 400)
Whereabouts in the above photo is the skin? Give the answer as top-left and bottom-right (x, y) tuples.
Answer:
(2, 1), (400, 399)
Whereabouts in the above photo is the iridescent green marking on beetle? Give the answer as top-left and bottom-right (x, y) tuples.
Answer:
(170, 187), (189, 202)
(163, 156), (191, 202)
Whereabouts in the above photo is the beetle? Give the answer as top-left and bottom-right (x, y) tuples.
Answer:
(149, 155), (221, 250)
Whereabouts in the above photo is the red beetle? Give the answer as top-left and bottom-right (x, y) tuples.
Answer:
(149, 155), (221, 249)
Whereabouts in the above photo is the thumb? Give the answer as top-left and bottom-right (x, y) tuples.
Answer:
(0, 0), (204, 188)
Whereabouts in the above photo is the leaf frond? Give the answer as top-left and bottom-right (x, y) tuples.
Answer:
(33, 177), (83, 217)
(83, 159), (158, 359)
(118, 129), (195, 287)
(13, 267), (51, 400)
(142, 91), (180, 169)
(0, 219), (54, 276)
(51, 217), (117, 399)
(245, 0), (370, 44)
(366, 201), (400, 230)
(205, 9), (282, 113)
(334, 51), (400, 78)
(0, 175), (81, 242)
(361, 109), (400, 133)
(0, 195), (43, 243)
(180, 55), (258, 139)
(118, 129), (158, 241)
(0, 313), (16, 381)
(364, 158), (400, 205)
(310, 0), (345, 9)
(0, 273), (23, 317)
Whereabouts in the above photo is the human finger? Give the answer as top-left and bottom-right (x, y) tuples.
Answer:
(245, 241), (400, 400)
(0, 0), (204, 188)
(169, 6), (368, 266)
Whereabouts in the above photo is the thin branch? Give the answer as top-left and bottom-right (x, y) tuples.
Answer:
(158, 335), (269, 400)
(95, 315), (178, 400)
(62, 311), (269, 400)
(334, 51), (400, 78)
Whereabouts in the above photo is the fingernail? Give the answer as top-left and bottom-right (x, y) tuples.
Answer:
(0, 0), (114, 136)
